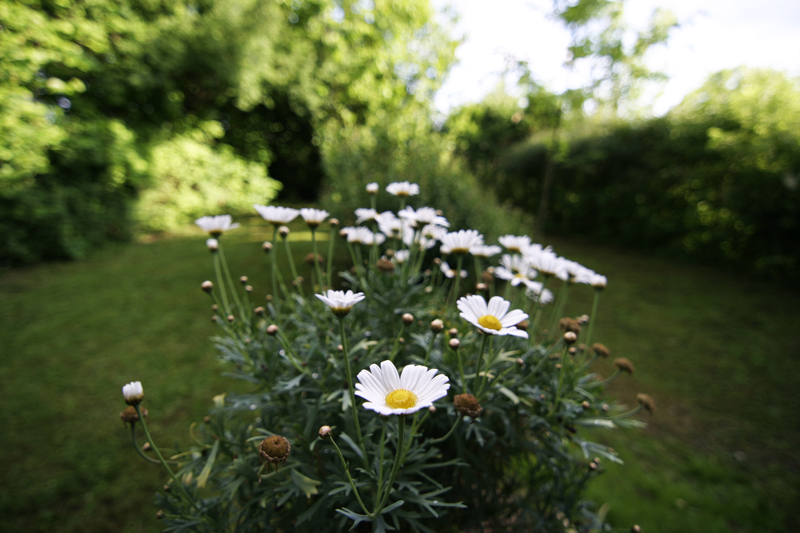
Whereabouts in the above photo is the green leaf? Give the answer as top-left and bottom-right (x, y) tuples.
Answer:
(497, 386), (520, 404)
(196, 439), (220, 489)
(291, 469), (322, 498)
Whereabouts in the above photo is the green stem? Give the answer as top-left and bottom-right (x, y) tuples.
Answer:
(472, 333), (490, 393)
(311, 229), (325, 292)
(213, 253), (230, 313)
(326, 228), (336, 289)
(130, 423), (162, 464)
(530, 275), (551, 337)
(427, 416), (460, 445)
(338, 318), (368, 464)
(388, 324), (405, 362)
(454, 343), (467, 393)
(329, 436), (372, 517)
(277, 331), (309, 375)
(553, 345), (570, 411)
(374, 417), (405, 516)
(450, 255), (465, 315)
(584, 289), (601, 349)
(477, 335), (494, 396)
(270, 227), (279, 299)
(283, 237), (303, 298)
(134, 404), (198, 509)
(423, 331), (439, 365)
(373, 419), (388, 513)
(217, 242), (244, 315)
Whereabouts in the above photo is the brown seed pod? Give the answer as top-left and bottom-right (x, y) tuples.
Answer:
(454, 393), (483, 419)
(259, 435), (291, 472)
(558, 317), (581, 334)
(120, 406), (147, 425)
(614, 357), (635, 375)
(304, 253), (324, 266)
(592, 343), (611, 358)
(377, 258), (395, 272)
(637, 393), (656, 413)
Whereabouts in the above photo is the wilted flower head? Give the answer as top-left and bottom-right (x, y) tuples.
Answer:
(386, 181), (420, 197)
(440, 229), (484, 255)
(253, 205), (299, 225)
(453, 393), (483, 418)
(591, 343), (611, 358)
(614, 357), (636, 375)
(122, 381), (144, 405)
(366, 182), (379, 194)
(195, 215), (240, 236)
(259, 435), (291, 468)
(457, 295), (529, 338)
(299, 208), (329, 228)
(355, 360), (450, 416)
(316, 290), (366, 317)
(637, 393), (656, 413)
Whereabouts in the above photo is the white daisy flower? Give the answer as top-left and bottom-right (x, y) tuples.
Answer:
(498, 235), (531, 253)
(457, 295), (529, 338)
(315, 290), (366, 317)
(494, 254), (538, 287)
(366, 182), (379, 194)
(440, 229), (484, 255)
(355, 360), (450, 416)
(405, 223), (446, 250)
(393, 250), (410, 264)
(398, 206), (449, 228)
(386, 181), (420, 197)
(347, 227), (385, 245)
(355, 207), (382, 225)
(122, 381), (144, 405)
(254, 205), (300, 225)
(470, 244), (502, 258)
(530, 251), (570, 281)
(441, 261), (468, 279)
(590, 274), (607, 289)
(195, 215), (240, 236)
(378, 212), (405, 239)
(299, 208), (329, 228)
(525, 284), (555, 304)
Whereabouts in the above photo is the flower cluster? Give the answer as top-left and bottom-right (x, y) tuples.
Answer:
(124, 180), (652, 533)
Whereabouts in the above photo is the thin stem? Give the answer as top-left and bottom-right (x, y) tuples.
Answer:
(450, 255), (465, 315)
(530, 274), (551, 336)
(374, 417), (405, 516)
(553, 344), (570, 411)
(311, 229), (325, 292)
(283, 237), (303, 297)
(423, 331), (439, 365)
(134, 404), (198, 508)
(130, 423), (162, 464)
(373, 419), (388, 513)
(472, 333), (490, 393)
(477, 335), (494, 396)
(270, 227), (279, 299)
(213, 253), (230, 313)
(326, 229), (336, 289)
(388, 324), (405, 362)
(277, 331), (309, 375)
(217, 242), (244, 315)
(454, 344), (467, 393)
(584, 289), (602, 349)
(338, 318), (368, 464)
(427, 416), (460, 445)
(329, 436), (372, 517)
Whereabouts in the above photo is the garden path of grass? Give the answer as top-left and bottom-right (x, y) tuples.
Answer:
(0, 225), (797, 532)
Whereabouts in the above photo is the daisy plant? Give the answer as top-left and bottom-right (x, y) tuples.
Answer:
(122, 185), (648, 533)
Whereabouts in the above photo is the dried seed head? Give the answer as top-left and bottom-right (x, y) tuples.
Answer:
(516, 320), (529, 331)
(481, 270), (494, 283)
(448, 328), (459, 338)
(254, 306), (265, 316)
(203, 416), (211, 424)
(448, 338), (460, 350)
(120, 406), (147, 425)
(304, 252), (324, 266)
(259, 435), (291, 465)
(637, 393), (656, 413)
(592, 343), (611, 358)
(402, 313), (414, 325)
(559, 317), (581, 334)
(201, 280), (213, 293)
(430, 319), (444, 333)
(563, 331), (578, 344)
(329, 218), (339, 227)
(262, 241), (272, 253)
(614, 357), (635, 375)
(239, 276), (249, 284)
(454, 393), (483, 419)
(377, 258), (395, 272)
(318, 425), (332, 439)
(266, 324), (279, 336)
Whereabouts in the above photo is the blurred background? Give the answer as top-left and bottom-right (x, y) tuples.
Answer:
(1, 0), (798, 531)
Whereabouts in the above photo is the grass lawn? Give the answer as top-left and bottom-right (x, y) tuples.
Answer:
(0, 225), (797, 532)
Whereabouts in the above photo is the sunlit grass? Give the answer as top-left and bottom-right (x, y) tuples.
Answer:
(0, 229), (796, 532)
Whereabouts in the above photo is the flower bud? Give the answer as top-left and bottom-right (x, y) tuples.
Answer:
(122, 381), (144, 405)
(319, 425), (332, 439)
(433, 258), (442, 266)
(592, 343), (611, 358)
(614, 357), (635, 375)
(563, 331), (577, 344)
(430, 319), (444, 333)
(475, 283), (488, 292)
(366, 182), (379, 194)
(329, 218), (339, 227)
(589, 461), (598, 471)
(402, 313), (414, 325)
(227, 315), (235, 323)
(201, 280), (213, 293)
(267, 324), (279, 336)
(448, 338), (460, 350)
(278, 226), (290, 238)
(581, 401), (590, 410)
(631, 526), (642, 533)
(637, 393), (656, 413)
(448, 328), (459, 338)
(141, 442), (151, 452)
(259, 435), (291, 470)
(454, 393), (483, 418)
(254, 306), (265, 316)
(516, 358), (525, 367)
(245, 285), (253, 293)
(578, 314), (590, 325)
(428, 406), (436, 413)
(262, 241), (273, 253)
(568, 347), (577, 355)
(211, 304), (218, 312)
(203, 416), (211, 424)
(163, 485), (171, 492)
(206, 238), (219, 252)
(156, 510), (164, 520)
(239, 276), (249, 284)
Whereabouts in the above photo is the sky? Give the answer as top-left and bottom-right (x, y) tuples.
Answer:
(432, 0), (800, 115)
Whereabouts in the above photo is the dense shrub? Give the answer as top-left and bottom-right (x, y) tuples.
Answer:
(492, 69), (800, 281)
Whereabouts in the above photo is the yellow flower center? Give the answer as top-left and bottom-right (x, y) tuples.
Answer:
(478, 315), (502, 331)
(385, 389), (418, 409)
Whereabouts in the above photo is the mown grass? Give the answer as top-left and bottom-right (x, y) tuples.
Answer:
(0, 227), (797, 532)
